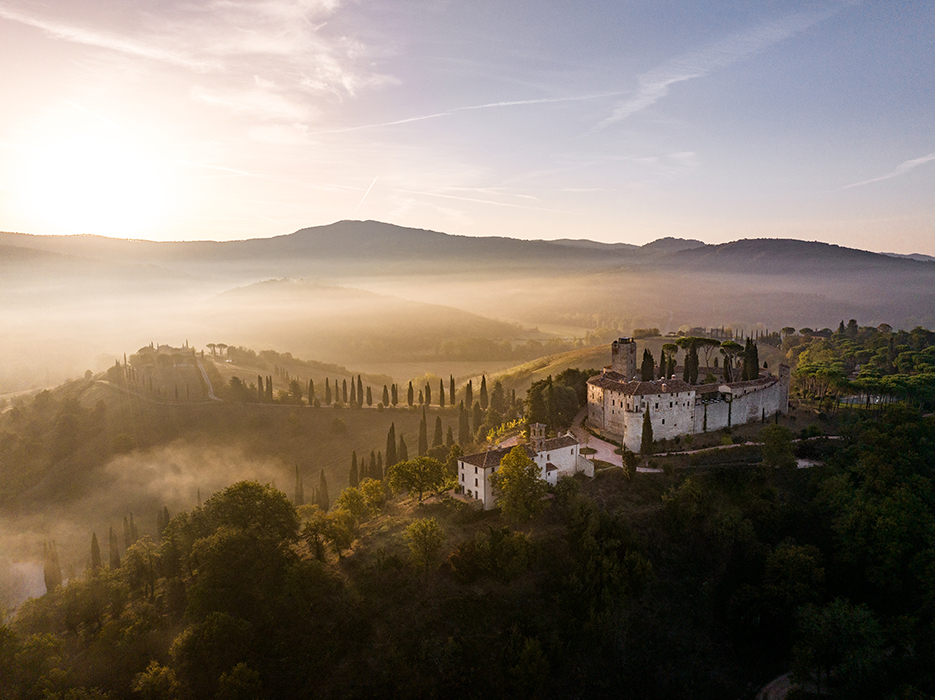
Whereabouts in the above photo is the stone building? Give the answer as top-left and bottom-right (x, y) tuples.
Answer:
(587, 338), (789, 452)
(457, 423), (594, 510)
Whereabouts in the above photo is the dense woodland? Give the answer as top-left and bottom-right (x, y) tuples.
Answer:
(1, 323), (934, 699)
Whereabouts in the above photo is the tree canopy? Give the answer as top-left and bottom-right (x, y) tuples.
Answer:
(489, 445), (547, 522)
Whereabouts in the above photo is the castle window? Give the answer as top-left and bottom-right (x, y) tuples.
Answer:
(655, 402), (659, 409)
(662, 419), (665, 424)
(474, 467), (477, 474)
(475, 478), (478, 487)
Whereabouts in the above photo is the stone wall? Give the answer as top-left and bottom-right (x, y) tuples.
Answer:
(692, 378), (788, 434)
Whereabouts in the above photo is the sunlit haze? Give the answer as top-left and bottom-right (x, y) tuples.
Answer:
(0, 0), (933, 252)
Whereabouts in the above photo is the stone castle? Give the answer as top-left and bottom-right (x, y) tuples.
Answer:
(587, 338), (789, 452)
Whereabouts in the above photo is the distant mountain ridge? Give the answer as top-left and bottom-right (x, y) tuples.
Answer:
(0, 221), (924, 277)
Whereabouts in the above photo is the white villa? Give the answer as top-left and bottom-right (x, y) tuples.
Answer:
(457, 423), (595, 511)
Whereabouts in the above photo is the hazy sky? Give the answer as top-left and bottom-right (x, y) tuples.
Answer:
(0, 0), (933, 252)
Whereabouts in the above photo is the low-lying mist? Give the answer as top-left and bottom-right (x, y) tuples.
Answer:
(0, 440), (289, 608)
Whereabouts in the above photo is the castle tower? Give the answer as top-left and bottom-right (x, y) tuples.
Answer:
(529, 422), (546, 451)
(611, 337), (638, 379)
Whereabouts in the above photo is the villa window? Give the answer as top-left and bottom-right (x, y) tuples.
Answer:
(475, 478), (478, 487)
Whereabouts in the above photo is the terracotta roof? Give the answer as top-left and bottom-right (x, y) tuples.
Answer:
(587, 373), (695, 397)
(545, 462), (559, 472)
(538, 435), (578, 451)
(461, 434), (579, 469)
(459, 445), (535, 469)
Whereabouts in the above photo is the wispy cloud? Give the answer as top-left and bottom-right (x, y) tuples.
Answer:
(0, 6), (219, 71)
(315, 91), (624, 134)
(191, 80), (316, 122)
(0, 0), (389, 109)
(841, 153), (935, 190)
(598, 8), (839, 128)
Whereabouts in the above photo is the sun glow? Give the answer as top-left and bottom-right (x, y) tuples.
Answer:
(27, 138), (165, 237)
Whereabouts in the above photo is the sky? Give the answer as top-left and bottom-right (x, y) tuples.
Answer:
(0, 0), (933, 253)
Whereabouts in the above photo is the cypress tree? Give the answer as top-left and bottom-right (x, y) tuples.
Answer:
(446, 425), (454, 448)
(156, 507), (170, 540)
(490, 381), (505, 414)
(43, 541), (62, 593)
(472, 402), (483, 434)
(258, 375), (264, 402)
(350, 379), (357, 406)
(309, 379), (316, 403)
(546, 377), (557, 429)
(641, 408), (654, 455)
(109, 527), (120, 569)
(408, 382), (414, 407)
(366, 386), (373, 406)
(350, 451), (359, 486)
(123, 515), (132, 550)
(357, 375), (364, 407)
(375, 451), (383, 481)
(369, 451), (377, 479)
(318, 469), (330, 511)
(433, 416), (443, 447)
(465, 380), (473, 408)
(641, 349), (655, 381)
(267, 376), (273, 402)
(450, 375), (455, 405)
(398, 434), (409, 462)
(458, 401), (470, 445)
(439, 379), (445, 407)
(382, 385), (390, 407)
(90, 532), (102, 571)
(386, 423), (397, 468)
(742, 339), (758, 381)
(325, 378), (332, 405)
(419, 390), (424, 405)
(425, 383), (432, 406)
(295, 464), (304, 506)
(342, 379), (348, 403)
(479, 375), (488, 409)
(659, 347), (666, 379)
(392, 384), (398, 406)
(418, 407), (428, 456)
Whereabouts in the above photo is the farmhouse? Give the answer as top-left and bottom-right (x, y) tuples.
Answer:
(587, 337), (790, 452)
(457, 423), (595, 510)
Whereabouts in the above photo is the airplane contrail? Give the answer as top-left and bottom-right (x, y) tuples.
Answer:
(353, 176), (378, 216)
